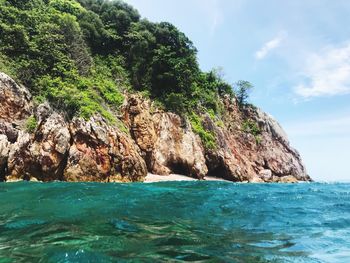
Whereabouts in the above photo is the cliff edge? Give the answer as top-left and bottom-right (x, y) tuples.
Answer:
(0, 72), (311, 183)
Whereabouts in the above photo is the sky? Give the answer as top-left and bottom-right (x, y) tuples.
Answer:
(125, 0), (350, 182)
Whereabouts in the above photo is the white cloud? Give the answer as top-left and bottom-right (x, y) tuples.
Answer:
(295, 43), (350, 98)
(255, 34), (284, 60)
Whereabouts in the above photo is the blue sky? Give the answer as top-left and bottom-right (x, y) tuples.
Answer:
(125, 0), (350, 181)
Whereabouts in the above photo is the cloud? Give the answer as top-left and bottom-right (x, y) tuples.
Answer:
(255, 34), (284, 60)
(295, 43), (350, 98)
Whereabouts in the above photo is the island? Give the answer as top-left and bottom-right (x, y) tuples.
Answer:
(0, 0), (311, 183)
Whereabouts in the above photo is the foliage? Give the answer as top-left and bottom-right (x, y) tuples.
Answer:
(0, 0), (255, 148)
(189, 113), (216, 150)
(235, 80), (253, 106)
(36, 58), (125, 121)
(242, 119), (261, 144)
(25, 115), (38, 133)
(0, 53), (15, 76)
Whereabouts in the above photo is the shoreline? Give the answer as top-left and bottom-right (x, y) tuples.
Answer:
(3, 174), (230, 183)
(3, 174), (310, 184)
(144, 173), (230, 183)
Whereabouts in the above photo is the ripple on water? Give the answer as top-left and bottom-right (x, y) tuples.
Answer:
(0, 182), (349, 262)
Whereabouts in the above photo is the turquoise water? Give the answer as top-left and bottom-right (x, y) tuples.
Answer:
(0, 182), (349, 262)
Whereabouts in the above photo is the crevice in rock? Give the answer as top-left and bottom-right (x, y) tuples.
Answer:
(0, 161), (8, 182)
(26, 162), (44, 181)
(207, 165), (234, 182)
(167, 160), (191, 177)
(205, 156), (239, 182)
(144, 151), (153, 172)
(56, 149), (70, 181)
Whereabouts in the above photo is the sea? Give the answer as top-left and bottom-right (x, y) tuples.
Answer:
(0, 181), (349, 262)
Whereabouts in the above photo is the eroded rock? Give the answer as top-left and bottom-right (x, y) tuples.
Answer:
(124, 96), (207, 179)
(0, 72), (31, 123)
(203, 97), (311, 182)
(150, 113), (207, 178)
(64, 117), (147, 182)
(7, 112), (70, 181)
(0, 72), (311, 183)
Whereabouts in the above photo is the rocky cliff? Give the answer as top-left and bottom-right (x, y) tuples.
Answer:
(0, 72), (311, 183)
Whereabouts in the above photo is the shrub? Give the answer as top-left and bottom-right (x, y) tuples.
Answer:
(242, 119), (262, 144)
(25, 115), (38, 133)
(190, 113), (216, 150)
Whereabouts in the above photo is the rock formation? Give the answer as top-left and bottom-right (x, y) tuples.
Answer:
(123, 96), (207, 179)
(0, 73), (147, 182)
(64, 116), (147, 182)
(0, 72), (311, 183)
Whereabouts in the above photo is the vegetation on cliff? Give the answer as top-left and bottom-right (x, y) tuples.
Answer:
(0, 0), (257, 149)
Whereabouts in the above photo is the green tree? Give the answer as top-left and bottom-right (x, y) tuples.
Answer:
(125, 20), (156, 90)
(235, 80), (253, 106)
(0, 0), (254, 127)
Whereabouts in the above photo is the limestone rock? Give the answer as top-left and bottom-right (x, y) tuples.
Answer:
(277, 175), (299, 183)
(0, 72), (31, 123)
(203, 97), (311, 182)
(64, 117), (147, 182)
(7, 112), (70, 181)
(124, 96), (207, 179)
(259, 169), (273, 182)
(150, 113), (207, 179)
(124, 96), (157, 153)
(0, 121), (19, 143)
(0, 72), (311, 183)
(203, 114), (252, 182)
(250, 108), (310, 181)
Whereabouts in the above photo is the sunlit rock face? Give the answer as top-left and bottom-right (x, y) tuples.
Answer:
(0, 72), (32, 123)
(201, 96), (310, 182)
(64, 116), (147, 182)
(0, 72), (310, 182)
(123, 95), (310, 183)
(203, 97), (310, 182)
(0, 73), (147, 182)
(7, 111), (70, 182)
(124, 96), (207, 179)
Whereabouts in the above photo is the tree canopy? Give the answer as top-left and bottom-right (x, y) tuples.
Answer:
(235, 80), (254, 106)
(0, 0), (241, 121)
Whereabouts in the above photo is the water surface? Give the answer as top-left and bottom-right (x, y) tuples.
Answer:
(0, 182), (349, 262)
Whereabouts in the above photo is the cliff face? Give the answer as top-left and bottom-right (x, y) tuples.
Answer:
(0, 73), (311, 182)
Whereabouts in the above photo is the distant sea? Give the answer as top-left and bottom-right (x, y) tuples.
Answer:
(0, 182), (349, 262)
